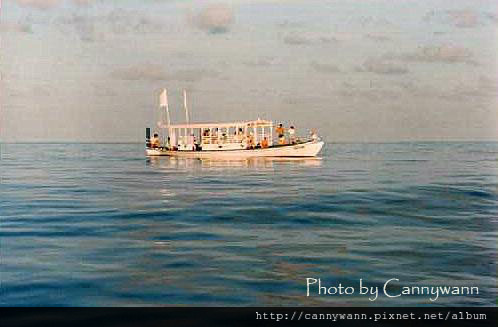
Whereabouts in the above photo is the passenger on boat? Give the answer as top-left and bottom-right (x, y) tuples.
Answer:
(150, 133), (160, 148)
(193, 135), (202, 151)
(278, 135), (286, 145)
(276, 124), (285, 138)
(311, 130), (319, 141)
(261, 137), (269, 148)
(246, 133), (255, 149)
(235, 130), (243, 143)
(288, 126), (296, 144)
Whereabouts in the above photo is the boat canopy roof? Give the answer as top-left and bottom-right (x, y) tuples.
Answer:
(159, 119), (273, 129)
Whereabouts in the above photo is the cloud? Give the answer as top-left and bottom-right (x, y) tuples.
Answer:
(356, 58), (409, 75)
(364, 32), (391, 42)
(357, 16), (392, 28)
(54, 9), (165, 42)
(325, 81), (406, 102)
(310, 61), (341, 74)
(283, 32), (348, 46)
(424, 9), (497, 28)
(93, 85), (117, 97)
(12, 0), (62, 10)
(447, 9), (479, 28)
(191, 4), (234, 34)
(384, 45), (476, 65)
(55, 14), (99, 42)
(73, 15), (98, 42)
(72, 0), (95, 6)
(283, 34), (312, 45)
(110, 65), (218, 83)
(449, 75), (498, 101)
(106, 9), (163, 34)
(170, 69), (219, 82)
(484, 13), (498, 24)
(110, 64), (169, 81)
(391, 80), (447, 99)
(11, 0), (95, 9)
(277, 20), (305, 29)
(0, 22), (32, 33)
(32, 85), (53, 97)
(244, 57), (278, 67)
(391, 75), (498, 103)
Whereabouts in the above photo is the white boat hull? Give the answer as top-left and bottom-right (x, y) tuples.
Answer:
(146, 141), (324, 158)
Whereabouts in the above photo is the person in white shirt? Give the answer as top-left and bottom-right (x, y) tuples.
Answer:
(311, 130), (319, 141)
(288, 126), (296, 144)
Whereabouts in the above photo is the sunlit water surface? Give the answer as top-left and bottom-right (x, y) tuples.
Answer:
(1, 143), (497, 306)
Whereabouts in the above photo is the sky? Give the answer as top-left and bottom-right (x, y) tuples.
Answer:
(1, 0), (497, 142)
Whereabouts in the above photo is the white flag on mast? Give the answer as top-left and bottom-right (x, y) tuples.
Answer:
(159, 88), (168, 107)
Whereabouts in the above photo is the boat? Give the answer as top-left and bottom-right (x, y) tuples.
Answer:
(145, 89), (324, 158)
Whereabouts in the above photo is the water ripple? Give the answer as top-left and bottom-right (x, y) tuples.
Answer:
(1, 142), (497, 306)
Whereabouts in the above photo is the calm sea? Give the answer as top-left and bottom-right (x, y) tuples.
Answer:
(1, 142), (497, 306)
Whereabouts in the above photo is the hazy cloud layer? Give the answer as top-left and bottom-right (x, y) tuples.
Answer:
(72, 0), (95, 6)
(364, 32), (391, 42)
(356, 58), (409, 75)
(450, 75), (498, 100)
(11, 0), (94, 9)
(2, 0), (497, 142)
(59, 14), (99, 42)
(54, 9), (165, 42)
(0, 21), (32, 33)
(110, 65), (169, 81)
(424, 9), (498, 28)
(283, 32), (348, 46)
(190, 4), (234, 34)
(310, 61), (341, 74)
(283, 33), (312, 45)
(357, 16), (393, 28)
(13, 0), (61, 10)
(111, 65), (218, 83)
(384, 45), (476, 65)
(244, 57), (279, 67)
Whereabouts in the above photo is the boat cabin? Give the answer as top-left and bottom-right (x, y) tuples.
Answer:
(157, 119), (274, 151)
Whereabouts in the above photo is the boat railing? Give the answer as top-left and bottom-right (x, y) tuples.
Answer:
(176, 133), (313, 147)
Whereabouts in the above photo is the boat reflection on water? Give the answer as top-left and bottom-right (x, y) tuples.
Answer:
(146, 156), (323, 169)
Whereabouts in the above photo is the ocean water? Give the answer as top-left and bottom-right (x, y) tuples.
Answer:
(1, 142), (497, 306)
